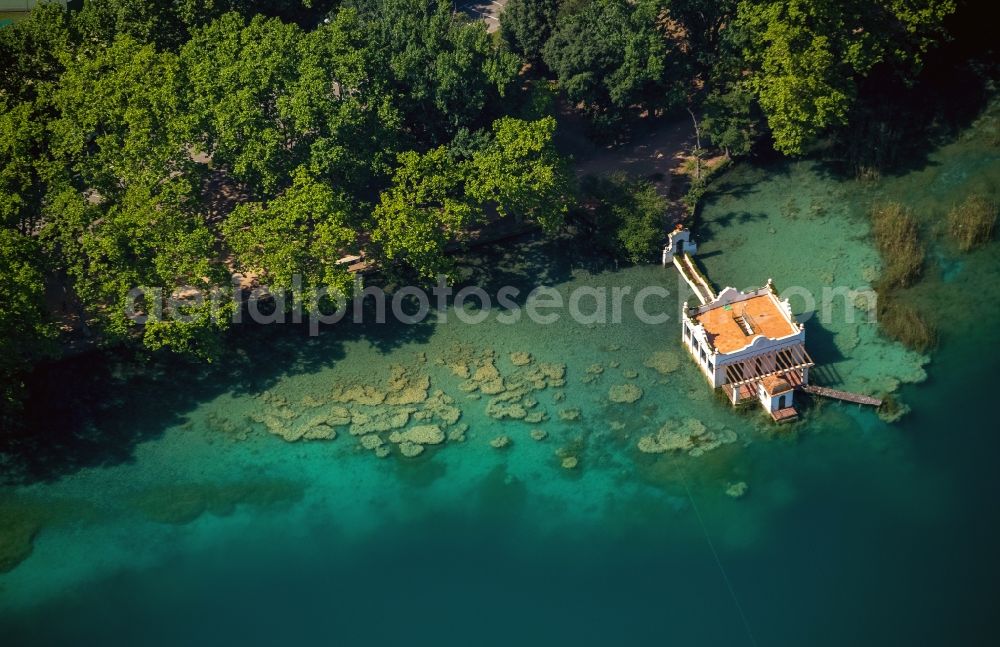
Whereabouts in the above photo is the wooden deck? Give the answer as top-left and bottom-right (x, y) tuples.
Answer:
(770, 406), (799, 423)
(799, 385), (882, 407)
(722, 382), (755, 403)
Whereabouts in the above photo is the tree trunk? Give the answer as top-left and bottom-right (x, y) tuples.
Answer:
(687, 107), (702, 181)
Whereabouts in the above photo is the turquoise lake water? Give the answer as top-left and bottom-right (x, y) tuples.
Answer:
(2, 106), (999, 645)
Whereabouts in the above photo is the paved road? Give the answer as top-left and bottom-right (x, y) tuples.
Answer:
(455, 0), (507, 32)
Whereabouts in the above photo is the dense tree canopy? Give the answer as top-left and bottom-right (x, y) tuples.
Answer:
(373, 116), (573, 279)
(224, 167), (358, 300)
(732, 0), (956, 154)
(500, 0), (559, 66)
(0, 101), (45, 233)
(579, 173), (666, 263)
(0, 228), (54, 425)
(49, 34), (192, 196)
(507, 0), (956, 151)
(354, 0), (520, 146)
(542, 0), (687, 130)
(0, 1), (571, 419)
(469, 116), (573, 232)
(372, 146), (475, 279)
(183, 14), (304, 194)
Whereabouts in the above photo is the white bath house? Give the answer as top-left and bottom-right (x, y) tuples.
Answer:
(666, 226), (815, 422)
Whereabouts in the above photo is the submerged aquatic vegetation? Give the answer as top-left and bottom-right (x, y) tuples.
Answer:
(349, 407), (413, 436)
(447, 423), (469, 442)
(867, 202), (936, 354)
(608, 383), (643, 404)
(637, 419), (737, 456)
(0, 516), (39, 573)
(1, 494), (97, 572)
(643, 351), (680, 375)
(948, 194), (997, 251)
(390, 425), (446, 445)
(877, 394), (912, 423)
(132, 480), (304, 525)
(510, 352), (533, 366)
(254, 364), (463, 442)
(204, 412), (252, 441)
(399, 442), (424, 457)
(725, 482), (749, 498)
(233, 347), (574, 467)
(877, 296), (937, 353)
(0, 497), (48, 573)
(486, 400), (527, 420)
(558, 408), (581, 421)
(870, 202), (925, 289)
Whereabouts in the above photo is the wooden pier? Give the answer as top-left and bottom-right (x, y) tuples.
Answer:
(799, 385), (882, 407)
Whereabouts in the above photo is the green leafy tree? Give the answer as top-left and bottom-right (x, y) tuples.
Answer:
(73, 0), (192, 49)
(0, 229), (55, 424)
(42, 174), (227, 357)
(37, 31), (228, 356)
(500, 0), (559, 66)
(0, 2), (73, 103)
(223, 167), (358, 304)
(182, 13), (304, 195)
(736, 0), (956, 154)
(615, 180), (666, 262)
(356, 0), (519, 146)
(372, 115), (573, 278)
(542, 0), (684, 129)
(579, 173), (665, 262)
(469, 116), (573, 232)
(182, 9), (400, 198)
(0, 102), (46, 234)
(371, 146), (476, 279)
(664, 0), (738, 74)
(738, 1), (853, 155)
(48, 34), (194, 199)
(287, 9), (402, 196)
(701, 81), (760, 157)
(71, 0), (331, 51)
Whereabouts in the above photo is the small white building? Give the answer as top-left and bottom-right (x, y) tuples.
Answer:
(680, 280), (814, 422)
(662, 223), (698, 265)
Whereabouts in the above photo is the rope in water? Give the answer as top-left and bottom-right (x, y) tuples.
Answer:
(681, 478), (759, 647)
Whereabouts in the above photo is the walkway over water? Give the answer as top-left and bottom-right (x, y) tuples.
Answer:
(800, 385), (883, 407)
(673, 253), (716, 305)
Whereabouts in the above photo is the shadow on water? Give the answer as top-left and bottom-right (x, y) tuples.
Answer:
(806, 37), (994, 183)
(696, 43), (995, 242)
(1, 311), (432, 486)
(0, 232), (622, 487)
(454, 230), (618, 294)
(796, 317), (848, 387)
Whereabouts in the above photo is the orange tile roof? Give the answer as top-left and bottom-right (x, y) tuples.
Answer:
(761, 375), (793, 395)
(696, 294), (797, 354)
